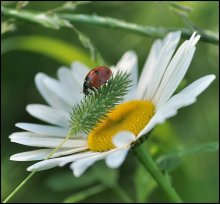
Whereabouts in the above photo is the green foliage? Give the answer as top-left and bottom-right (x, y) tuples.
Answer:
(46, 1), (92, 14)
(134, 164), (157, 202)
(16, 1), (29, 10)
(46, 163), (119, 192)
(72, 27), (106, 64)
(46, 163), (119, 202)
(1, 5), (218, 44)
(69, 71), (132, 135)
(168, 1), (200, 32)
(1, 21), (16, 35)
(1, 4), (106, 62)
(133, 144), (182, 202)
(168, 2), (193, 12)
(1, 6), (72, 29)
(63, 184), (106, 203)
(46, 171), (97, 192)
(156, 142), (219, 171)
(1, 35), (94, 66)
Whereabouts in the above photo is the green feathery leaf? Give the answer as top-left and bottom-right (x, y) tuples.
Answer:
(69, 71), (132, 136)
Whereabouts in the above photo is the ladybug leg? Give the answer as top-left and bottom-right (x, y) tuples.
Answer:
(90, 87), (97, 93)
(84, 90), (90, 97)
(105, 79), (111, 85)
(84, 87), (96, 97)
(83, 80), (90, 96)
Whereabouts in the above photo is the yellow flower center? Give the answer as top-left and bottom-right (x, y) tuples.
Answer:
(88, 100), (155, 152)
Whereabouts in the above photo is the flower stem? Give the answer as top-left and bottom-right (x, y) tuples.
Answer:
(45, 132), (72, 159)
(63, 184), (108, 203)
(1, 6), (218, 45)
(3, 132), (73, 203)
(132, 145), (182, 203)
(3, 170), (37, 203)
(60, 14), (218, 45)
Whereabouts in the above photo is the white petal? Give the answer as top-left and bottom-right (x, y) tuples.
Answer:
(9, 131), (52, 139)
(71, 150), (115, 177)
(43, 76), (80, 106)
(153, 33), (200, 107)
(177, 74), (216, 97)
(71, 61), (90, 86)
(154, 46), (196, 107)
(105, 148), (129, 168)
(137, 74), (215, 138)
(57, 67), (83, 95)
(59, 151), (99, 167)
(137, 111), (165, 139)
(137, 31), (181, 100)
(26, 104), (69, 127)
(110, 65), (118, 75)
(27, 150), (92, 171)
(137, 39), (162, 99)
(116, 51), (138, 101)
(15, 123), (68, 137)
(10, 132), (87, 148)
(10, 147), (87, 161)
(187, 32), (200, 48)
(113, 131), (136, 148)
(27, 157), (64, 171)
(145, 32), (182, 100)
(70, 158), (96, 177)
(35, 73), (71, 112)
(157, 74), (216, 113)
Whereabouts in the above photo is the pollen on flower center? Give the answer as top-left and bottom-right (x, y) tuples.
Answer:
(88, 100), (155, 152)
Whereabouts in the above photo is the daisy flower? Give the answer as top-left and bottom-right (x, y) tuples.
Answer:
(10, 31), (215, 177)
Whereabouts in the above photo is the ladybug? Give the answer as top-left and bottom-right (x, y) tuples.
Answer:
(83, 66), (112, 95)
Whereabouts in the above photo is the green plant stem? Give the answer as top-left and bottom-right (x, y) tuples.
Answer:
(1, 6), (218, 45)
(132, 145), (182, 203)
(60, 14), (218, 45)
(3, 132), (73, 203)
(63, 184), (107, 203)
(3, 170), (37, 203)
(46, 132), (72, 159)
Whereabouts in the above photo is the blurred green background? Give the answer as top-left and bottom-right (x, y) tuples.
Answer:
(1, 1), (219, 203)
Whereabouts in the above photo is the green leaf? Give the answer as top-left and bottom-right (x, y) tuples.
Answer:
(156, 142), (219, 171)
(134, 164), (157, 202)
(157, 155), (182, 172)
(63, 184), (107, 203)
(181, 142), (219, 155)
(1, 35), (95, 66)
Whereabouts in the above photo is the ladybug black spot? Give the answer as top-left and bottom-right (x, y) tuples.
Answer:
(95, 70), (99, 75)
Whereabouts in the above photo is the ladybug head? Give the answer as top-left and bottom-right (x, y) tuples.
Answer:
(83, 80), (90, 96)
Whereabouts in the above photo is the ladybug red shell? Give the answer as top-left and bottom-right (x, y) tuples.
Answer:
(83, 66), (112, 95)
